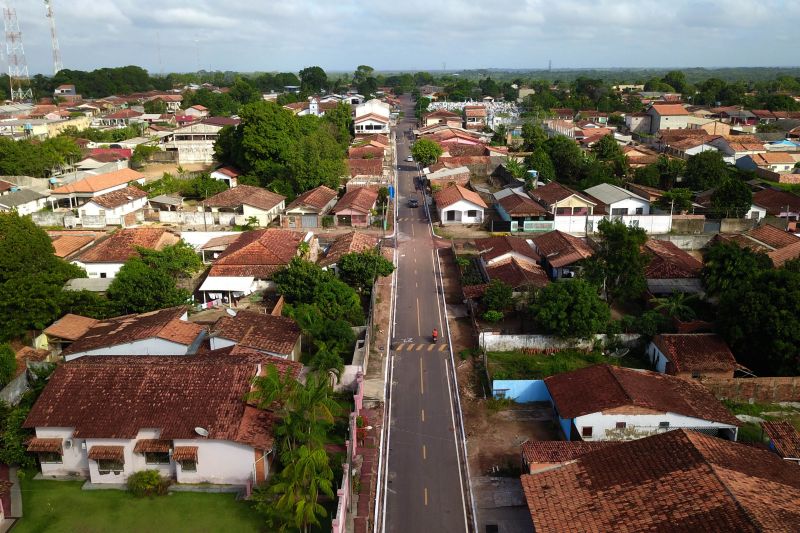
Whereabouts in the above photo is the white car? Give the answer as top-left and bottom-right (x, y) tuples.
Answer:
(406, 155), (414, 162)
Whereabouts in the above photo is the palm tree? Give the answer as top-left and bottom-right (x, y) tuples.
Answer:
(652, 292), (697, 321)
(271, 445), (335, 533)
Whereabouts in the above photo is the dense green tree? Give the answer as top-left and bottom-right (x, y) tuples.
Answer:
(106, 257), (190, 314)
(654, 155), (685, 190)
(524, 148), (556, 184)
(338, 251), (394, 293)
(0, 343), (15, 387)
(143, 99), (167, 114)
(590, 134), (624, 161)
(521, 123), (547, 152)
(684, 151), (729, 191)
(633, 164), (660, 187)
(578, 159), (621, 189)
(323, 103), (354, 149)
(182, 88), (238, 116)
(701, 242), (772, 295)
(543, 135), (585, 185)
(270, 445), (335, 531)
(657, 188), (694, 213)
(299, 66), (328, 94)
(228, 79), (262, 106)
(411, 138), (444, 167)
(532, 279), (610, 337)
(584, 218), (648, 304)
(651, 292), (697, 321)
(137, 241), (204, 279)
(710, 177), (753, 218)
(0, 136), (81, 179)
(718, 269), (800, 376)
(484, 280), (513, 312)
(504, 157), (527, 180)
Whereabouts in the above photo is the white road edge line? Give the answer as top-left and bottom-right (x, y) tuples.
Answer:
(436, 248), (471, 533)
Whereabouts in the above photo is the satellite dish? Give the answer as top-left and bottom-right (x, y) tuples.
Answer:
(194, 427), (209, 437)
(226, 309), (237, 317)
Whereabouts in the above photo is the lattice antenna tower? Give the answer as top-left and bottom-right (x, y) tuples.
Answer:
(4, 5), (32, 101)
(45, 0), (63, 74)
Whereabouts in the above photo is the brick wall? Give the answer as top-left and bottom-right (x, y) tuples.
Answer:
(701, 377), (800, 403)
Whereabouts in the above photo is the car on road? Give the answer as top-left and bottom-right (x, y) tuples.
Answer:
(408, 194), (419, 208)
(406, 155), (414, 162)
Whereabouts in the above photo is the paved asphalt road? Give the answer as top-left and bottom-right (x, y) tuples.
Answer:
(384, 96), (469, 532)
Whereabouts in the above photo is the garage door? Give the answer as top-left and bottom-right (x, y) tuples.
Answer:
(301, 215), (318, 228)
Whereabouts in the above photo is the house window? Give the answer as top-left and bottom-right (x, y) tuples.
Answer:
(555, 207), (571, 215)
(39, 452), (63, 464)
(611, 208), (627, 216)
(581, 426), (593, 438)
(145, 452), (170, 465)
(635, 207), (644, 215)
(615, 422), (627, 429)
(658, 421), (670, 429)
(98, 460), (124, 475)
(467, 210), (478, 218)
(99, 273), (107, 279)
(180, 460), (197, 472)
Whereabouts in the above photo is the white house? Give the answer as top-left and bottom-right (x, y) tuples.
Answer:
(544, 364), (740, 442)
(709, 136), (766, 163)
(60, 306), (206, 361)
(209, 166), (241, 188)
(354, 99), (391, 135)
(23, 350), (303, 485)
(203, 184), (286, 227)
(71, 227), (180, 279)
(165, 117), (239, 164)
(646, 103), (690, 134)
(0, 188), (47, 215)
(49, 168), (146, 209)
(433, 185), (488, 225)
(583, 183), (650, 216)
(78, 186), (148, 223)
(736, 152), (796, 173)
(184, 105), (209, 118)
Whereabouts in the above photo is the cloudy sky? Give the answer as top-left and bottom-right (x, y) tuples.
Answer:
(11, 0), (800, 75)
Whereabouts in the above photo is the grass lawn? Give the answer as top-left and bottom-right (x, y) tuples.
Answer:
(487, 349), (648, 380)
(15, 476), (264, 533)
(722, 400), (800, 444)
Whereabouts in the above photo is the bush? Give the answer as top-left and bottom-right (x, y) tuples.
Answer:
(127, 469), (171, 497)
(483, 310), (504, 322)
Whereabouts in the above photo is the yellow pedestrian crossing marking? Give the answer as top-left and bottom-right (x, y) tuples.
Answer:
(394, 343), (449, 352)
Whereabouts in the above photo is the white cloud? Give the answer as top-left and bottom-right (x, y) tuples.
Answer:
(5, 0), (797, 74)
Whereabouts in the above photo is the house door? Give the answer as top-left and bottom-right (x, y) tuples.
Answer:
(301, 215), (317, 228)
(446, 210), (456, 221)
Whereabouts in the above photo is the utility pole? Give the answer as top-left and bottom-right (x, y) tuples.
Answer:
(44, 0), (62, 74)
(4, 4), (32, 101)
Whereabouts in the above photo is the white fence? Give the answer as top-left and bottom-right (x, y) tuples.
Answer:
(554, 214), (672, 235)
(479, 332), (642, 352)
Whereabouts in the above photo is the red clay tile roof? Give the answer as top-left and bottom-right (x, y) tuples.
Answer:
(652, 333), (737, 374)
(86, 186), (147, 209)
(433, 184), (488, 209)
(286, 185), (338, 212)
(521, 440), (619, 464)
(354, 113), (389, 124)
(746, 224), (800, 249)
(425, 109), (460, 119)
(768, 240), (800, 267)
(26, 437), (63, 453)
(204, 184), (285, 212)
(48, 231), (103, 260)
(348, 145), (385, 159)
(212, 310), (300, 356)
(172, 446), (198, 462)
(319, 231), (378, 267)
(651, 103), (689, 116)
(51, 168), (144, 194)
(527, 181), (595, 207)
(761, 421), (800, 460)
(44, 314), (100, 341)
(521, 429), (800, 533)
(89, 147), (132, 159)
(750, 152), (795, 165)
(88, 445), (125, 461)
(334, 187), (379, 214)
(199, 234), (240, 251)
(752, 188), (800, 216)
(24, 353), (297, 450)
(497, 193), (547, 217)
(446, 144), (487, 157)
(353, 134), (389, 147)
(347, 158), (383, 177)
(485, 257), (549, 290)
(545, 365), (739, 425)
(208, 229), (304, 278)
(75, 227), (178, 264)
(133, 439), (171, 453)
(213, 166), (241, 178)
(463, 105), (487, 117)
(644, 239), (703, 279)
(531, 230), (594, 268)
(474, 236), (540, 264)
(61, 306), (203, 356)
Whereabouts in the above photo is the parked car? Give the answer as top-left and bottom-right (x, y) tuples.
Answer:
(408, 195), (419, 208)
(406, 155), (414, 162)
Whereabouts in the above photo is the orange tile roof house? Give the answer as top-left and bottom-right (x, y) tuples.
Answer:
(78, 185), (148, 222)
(648, 333), (737, 379)
(71, 227), (179, 279)
(210, 310), (301, 361)
(318, 231), (378, 269)
(752, 188), (800, 219)
(23, 351), (302, 486)
(646, 103), (690, 134)
(544, 364), (740, 441)
(43, 314), (99, 353)
(521, 429), (800, 532)
(283, 185), (339, 229)
(527, 182), (596, 216)
(48, 230), (105, 259)
(643, 239), (704, 294)
(521, 440), (619, 474)
(433, 185), (488, 225)
(49, 168), (146, 208)
(200, 229), (312, 301)
(333, 187), (379, 228)
(761, 420), (800, 463)
(61, 306), (206, 361)
(203, 184), (286, 227)
(530, 230), (594, 279)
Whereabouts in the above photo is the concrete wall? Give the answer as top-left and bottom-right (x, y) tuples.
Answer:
(492, 379), (551, 402)
(650, 233), (715, 250)
(720, 218), (758, 233)
(173, 439), (257, 485)
(670, 216), (706, 234)
(701, 377), (800, 403)
(554, 214), (672, 235)
(479, 332), (642, 352)
(72, 261), (124, 279)
(573, 411), (737, 441)
(64, 338), (192, 361)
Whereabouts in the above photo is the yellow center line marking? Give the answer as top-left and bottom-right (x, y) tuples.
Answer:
(422, 445), (427, 460)
(424, 487), (428, 506)
(419, 357), (424, 395)
(421, 409), (425, 421)
(416, 298), (421, 336)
